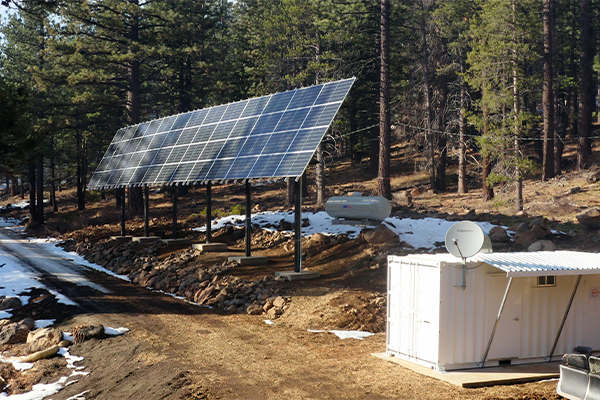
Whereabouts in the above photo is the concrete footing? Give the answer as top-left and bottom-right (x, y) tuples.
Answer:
(160, 238), (192, 246)
(192, 243), (228, 252)
(228, 256), (269, 266)
(275, 271), (321, 281)
(109, 236), (134, 243)
(131, 236), (161, 244)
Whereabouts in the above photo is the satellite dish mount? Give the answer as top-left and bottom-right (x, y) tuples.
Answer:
(445, 221), (488, 289)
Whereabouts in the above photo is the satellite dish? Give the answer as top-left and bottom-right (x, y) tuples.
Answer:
(445, 221), (486, 258)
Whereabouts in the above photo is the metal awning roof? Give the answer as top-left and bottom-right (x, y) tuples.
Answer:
(472, 251), (600, 277)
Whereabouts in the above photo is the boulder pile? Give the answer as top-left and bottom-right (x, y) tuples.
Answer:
(66, 238), (288, 317)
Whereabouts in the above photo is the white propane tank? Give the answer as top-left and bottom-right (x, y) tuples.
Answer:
(325, 195), (391, 223)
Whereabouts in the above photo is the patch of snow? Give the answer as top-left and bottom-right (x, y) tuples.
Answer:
(34, 319), (55, 329)
(308, 329), (376, 340)
(103, 326), (129, 336)
(263, 319), (275, 325)
(62, 332), (74, 343)
(58, 347), (85, 369)
(65, 390), (91, 400)
(192, 211), (502, 249)
(0, 311), (11, 319)
(31, 239), (131, 283)
(0, 218), (24, 228)
(11, 360), (34, 371)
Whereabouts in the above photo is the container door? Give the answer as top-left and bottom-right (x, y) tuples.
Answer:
(413, 264), (440, 363)
(486, 275), (522, 360)
(399, 263), (414, 357)
(387, 262), (401, 353)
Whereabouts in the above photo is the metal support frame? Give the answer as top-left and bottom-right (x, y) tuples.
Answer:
(479, 276), (513, 368)
(120, 188), (126, 237)
(144, 185), (150, 237)
(206, 182), (212, 244)
(294, 176), (302, 273)
(547, 274), (582, 361)
(245, 181), (251, 257)
(172, 184), (178, 239)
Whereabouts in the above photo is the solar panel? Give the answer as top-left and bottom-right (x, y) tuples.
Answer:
(88, 77), (355, 189)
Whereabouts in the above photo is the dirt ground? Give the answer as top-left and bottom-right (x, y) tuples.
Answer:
(4, 151), (600, 398)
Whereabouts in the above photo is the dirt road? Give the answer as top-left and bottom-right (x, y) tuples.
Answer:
(0, 230), (559, 399)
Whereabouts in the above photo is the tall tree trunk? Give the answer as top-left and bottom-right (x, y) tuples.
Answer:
(542, 0), (555, 181)
(37, 155), (44, 225)
(11, 176), (18, 197)
(435, 74), (448, 191)
(286, 178), (293, 207)
(458, 52), (468, 194)
(419, 10), (435, 192)
(481, 81), (494, 202)
(512, 2), (523, 211)
(316, 142), (325, 206)
(20, 176), (24, 199)
(76, 129), (85, 210)
(378, 0), (391, 200)
(29, 162), (38, 227)
(577, 0), (593, 169)
(127, 8), (144, 215)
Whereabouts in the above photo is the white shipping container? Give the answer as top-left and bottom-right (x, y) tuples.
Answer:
(387, 253), (600, 371)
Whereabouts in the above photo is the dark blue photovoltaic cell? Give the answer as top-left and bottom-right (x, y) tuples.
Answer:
(203, 105), (227, 124)
(88, 78), (355, 188)
(187, 109), (208, 127)
(145, 120), (161, 136)
(157, 115), (177, 132)
(172, 113), (191, 130)
(240, 97), (269, 118)
(177, 127), (199, 146)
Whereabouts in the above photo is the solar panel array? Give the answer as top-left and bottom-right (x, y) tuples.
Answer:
(88, 78), (355, 189)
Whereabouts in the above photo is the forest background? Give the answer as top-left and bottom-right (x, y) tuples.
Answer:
(0, 0), (599, 226)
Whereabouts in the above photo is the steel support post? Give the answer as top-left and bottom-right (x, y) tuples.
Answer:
(206, 182), (212, 244)
(245, 181), (251, 257)
(547, 275), (582, 361)
(120, 188), (126, 237)
(294, 177), (302, 273)
(144, 185), (150, 237)
(479, 277), (513, 368)
(172, 185), (178, 240)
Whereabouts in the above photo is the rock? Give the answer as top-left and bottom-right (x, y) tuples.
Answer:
(26, 328), (63, 353)
(577, 209), (600, 230)
(587, 170), (600, 183)
(19, 318), (35, 330)
(266, 307), (282, 319)
(278, 220), (294, 231)
(246, 304), (263, 315)
(531, 217), (549, 229)
(531, 224), (549, 239)
(514, 230), (537, 248)
(489, 227), (510, 243)
(363, 224), (398, 245)
(0, 322), (30, 345)
(194, 285), (215, 305)
(509, 222), (530, 233)
(73, 325), (104, 343)
(0, 297), (22, 311)
(528, 240), (556, 252)
(273, 296), (287, 309)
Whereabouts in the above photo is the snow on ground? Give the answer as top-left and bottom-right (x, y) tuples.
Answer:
(193, 210), (498, 250)
(29, 237), (130, 282)
(0, 207), (501, 398)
